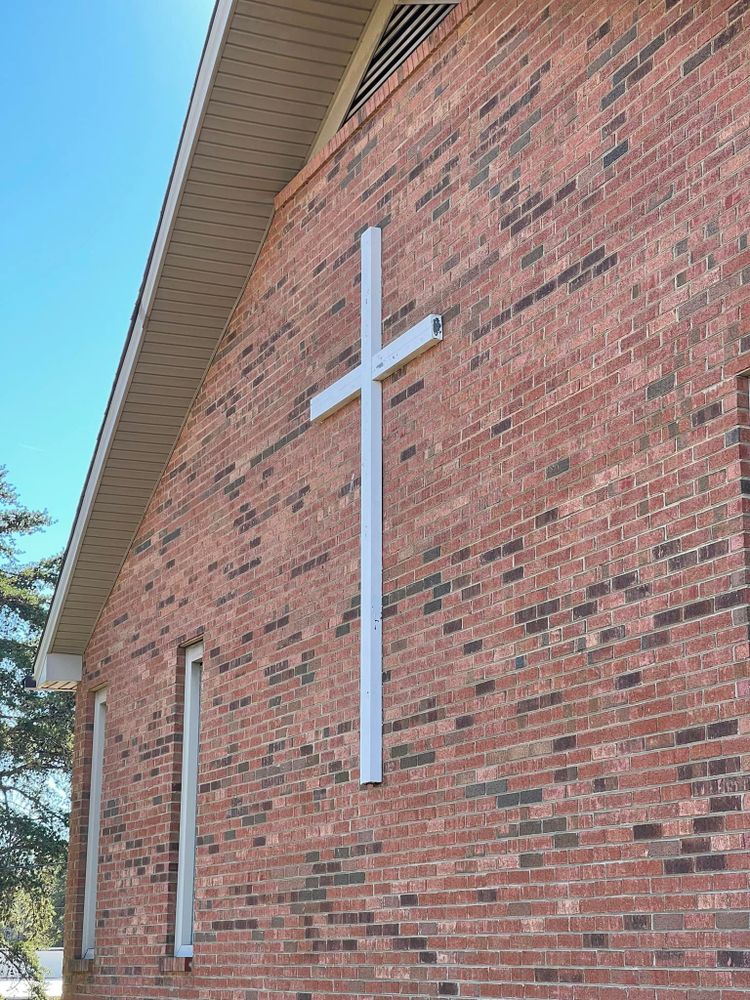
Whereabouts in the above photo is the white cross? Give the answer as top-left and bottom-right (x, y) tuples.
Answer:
(310, 227), (443, 785)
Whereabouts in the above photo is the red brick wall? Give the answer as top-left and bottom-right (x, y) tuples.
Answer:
(64, 0), (750, 996)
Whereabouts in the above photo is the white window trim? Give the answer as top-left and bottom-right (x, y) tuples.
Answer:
(81, 687), (107, 960)
(175, 642), (203, 959)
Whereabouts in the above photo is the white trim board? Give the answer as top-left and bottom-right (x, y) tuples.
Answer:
(81, 688), (107, 960)
(174, 642), (204, 958)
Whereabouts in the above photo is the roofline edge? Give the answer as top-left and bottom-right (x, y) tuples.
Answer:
(33, 0), (237, 682)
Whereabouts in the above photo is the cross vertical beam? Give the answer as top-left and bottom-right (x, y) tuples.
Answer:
(310, 227), (443, 786)
(359, 227), (383, 785)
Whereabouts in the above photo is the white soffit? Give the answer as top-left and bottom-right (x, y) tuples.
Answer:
(35, 0), (458, 687)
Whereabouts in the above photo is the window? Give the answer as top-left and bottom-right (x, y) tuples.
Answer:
(175, 642), (203, 958)
(81, 687), (107, 959)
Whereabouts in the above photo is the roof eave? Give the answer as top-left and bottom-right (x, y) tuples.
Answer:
(33, 0), (235, 685)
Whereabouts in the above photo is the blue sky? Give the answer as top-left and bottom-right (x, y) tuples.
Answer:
(1, 0), (214, 563)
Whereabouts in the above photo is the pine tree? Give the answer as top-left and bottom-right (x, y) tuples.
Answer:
(0, 468), (72, 996)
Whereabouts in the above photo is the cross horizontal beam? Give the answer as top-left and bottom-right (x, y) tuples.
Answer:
(372, 314), (442, 382)
(310, 314), (442, 423)
(310, 364), (362, 422)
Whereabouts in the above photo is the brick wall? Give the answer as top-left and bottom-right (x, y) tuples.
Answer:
(64, 0), (750, 996)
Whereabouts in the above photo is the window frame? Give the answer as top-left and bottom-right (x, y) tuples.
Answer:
(174, 641), (203, 959)
(81, 686), (107, 960)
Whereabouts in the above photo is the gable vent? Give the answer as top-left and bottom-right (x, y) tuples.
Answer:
(345, 4), (457, 122)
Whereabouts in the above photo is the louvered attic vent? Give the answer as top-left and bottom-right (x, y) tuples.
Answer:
(345, 4), (457, 122)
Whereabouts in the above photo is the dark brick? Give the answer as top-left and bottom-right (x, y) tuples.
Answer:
(710, 795), (742, 812)
(707, 719), (738, 739)
(519, 852), (544, 868)
(535, 967), (559, 983)
(654, 607), (682, 629)
(653, 539), (680, 560)
(519, 787), (543, 804)
(634, 823), (662, 840)
(641, 630), (669, 650)
(715, 590), (745, 611)
(502, 537), (524, 556)
(600, 625), (626, 644)
(624, 913), (651, 930)
(552, 735), (576, 752)
(509, 131), (531, 156)
(627, 58), (653, 87)
(573, 601), (597, 619)
(713, 22), (742, 52)
(684, 599), (713, 620)
(399, 752), (435, 770)
(666, 10), (694, 39)
(583, 933), (609, 948)
(601, 81), (625, 110)
(696, 854), (726, 872)
(546, 457), (570, 478)
(694, 815), (724, 834)
(664, 858), (693, 875)
(647, 373), (675, 400)
(616, 671), (641, 689)
(535, 507), (558, 528)
(554, 766), (577, 783)
(676, 726), (705, 745)
(692, 401), (722, 427)
(681, 837), (710, 855)
(639, 32), (665, 62)
(718, 950), (750, 968)
(525, 617), (548, 634)
(521, 244), (544, 268)
(682, 43), (711, 76)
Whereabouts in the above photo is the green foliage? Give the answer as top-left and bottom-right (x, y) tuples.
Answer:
(0, 468), (73, 994)
(41, 866), (66, 949)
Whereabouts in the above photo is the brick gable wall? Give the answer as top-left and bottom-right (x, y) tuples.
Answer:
(65, 1), (750, 996)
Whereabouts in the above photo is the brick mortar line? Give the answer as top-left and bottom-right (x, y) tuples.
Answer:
(188, 798), (731, 825)
(194, 736), (747, 797)
(370, 603), (745, 641)
(230, 824), (750, 855)
(64, 970), (750, 990)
